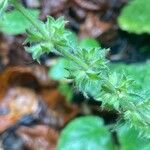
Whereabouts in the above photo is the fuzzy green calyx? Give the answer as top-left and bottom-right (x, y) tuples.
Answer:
(65, 47), (109, 97)
(25, 16), (71, 60)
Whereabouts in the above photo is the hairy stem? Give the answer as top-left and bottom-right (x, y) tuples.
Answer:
(55, 45), (89, 70)
(12, 0), (117, 95)
(11, 0), (124, 101)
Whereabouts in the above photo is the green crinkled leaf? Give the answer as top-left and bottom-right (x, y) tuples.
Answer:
(118, 0), (150, 34)
(0, 9), (39, 35)
(118, 124), (150, 150)
(57, 116), (116, 150)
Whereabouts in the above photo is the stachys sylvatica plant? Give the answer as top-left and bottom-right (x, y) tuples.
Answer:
(1, 0), (150, 149)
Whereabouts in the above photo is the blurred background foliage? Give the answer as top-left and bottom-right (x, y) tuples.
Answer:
(0, 9), (39, 34)
(118, 0), (150, 34)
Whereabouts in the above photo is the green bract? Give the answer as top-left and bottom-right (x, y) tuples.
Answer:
(96, 73), (134, 110)
(118, 0), (150, 34)
(66, 47), (109, 98)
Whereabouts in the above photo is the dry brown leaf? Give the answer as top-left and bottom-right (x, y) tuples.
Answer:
(0, 87), (39, 133)
(0, 66), (79, 133)
(74, 0), (101, 11)
(17, 125), (58, 150)
(0, 66), (56, 99)
(79, 13), (113, 38)
(41, 88), (79, 126)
